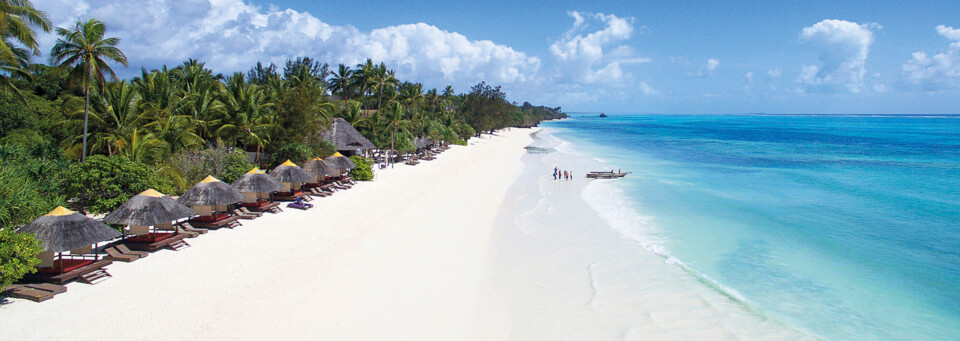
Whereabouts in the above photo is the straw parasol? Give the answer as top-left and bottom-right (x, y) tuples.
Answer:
(102, 189), (196, 226)
(270, 160), (313, 183)
(320, 117), (376, 151)
(232, 167), (282, 193)
(177, 175), (244, 207)
(18, 206), (121, 252)
(325, 152), (356, 171)
(303, 157), (339, 178)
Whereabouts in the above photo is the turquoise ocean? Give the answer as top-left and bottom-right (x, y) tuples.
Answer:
(540, 114), (960, 340)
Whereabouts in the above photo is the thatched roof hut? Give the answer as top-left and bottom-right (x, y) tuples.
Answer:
(270, 160), (313, 183)
(303, 157), (339, 178)
(103, 189), (196, 226)
(413, 137), (436, 150)
(321, 118), (376, 152)
(18, 206), (121, 252)
(325, 152), (356, 171)
(232, 167), (282, 193)
(177, 175), (244, 207)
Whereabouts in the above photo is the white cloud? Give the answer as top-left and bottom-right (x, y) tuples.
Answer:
(797, 19), (878, 93)
(639, 81), (660, 96)
(548, 11), (641, 84)
(692, 58), (719, 77)
(767, 68), (782, 78)
(901, 25), (960, 91)
(744, 71), (754, 92)
(34, 0), (540, 86)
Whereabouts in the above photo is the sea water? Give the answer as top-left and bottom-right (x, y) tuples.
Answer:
(539, 114), (960, 340)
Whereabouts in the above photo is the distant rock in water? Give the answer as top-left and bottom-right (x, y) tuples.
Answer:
(599, 113), (608, 118)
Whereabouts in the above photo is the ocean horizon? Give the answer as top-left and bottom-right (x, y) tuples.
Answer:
(535, 114), (960, 340)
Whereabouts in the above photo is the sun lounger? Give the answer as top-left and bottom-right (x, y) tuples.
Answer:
(239, 207), (263, 217)
(335, 181), (353, 188)
(179, 222), (208, 234)
(320, 184), (338, 192)
(231, 209), (257, 220)
(5, 285), (55, 302)
(103, 246), (139, 262)
(116, 244), (149, 258)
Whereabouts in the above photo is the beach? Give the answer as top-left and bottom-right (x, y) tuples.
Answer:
(1, 129), (530, 340)
(1, 125), (826, 340)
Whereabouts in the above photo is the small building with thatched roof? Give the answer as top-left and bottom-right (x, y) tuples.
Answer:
(177, 175), (244, 218)
(270, 160), (313, 200)
(321, 118), (376, 154)
(18, 206), (121, 278)
(303, 157), (339, 184)
(231, 167), (283, 212)
(325, 152), (357, 175)
(103, 189), (195, 249)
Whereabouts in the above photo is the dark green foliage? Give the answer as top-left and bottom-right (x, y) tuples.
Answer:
(0, 228), (43, 292)
(272, 143), (312, 166)
(169, 146), (254, 185)
(151, 166), (189, 195)
(0, 144), (68, 228)
(62, 155), (154, 214)
(0, 129), (44, 149)
(348, 155), (373, 181)
(306, 138), (336, 158)
(0, 91), (38, 136)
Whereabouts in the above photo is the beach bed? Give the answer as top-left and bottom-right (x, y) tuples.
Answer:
(4, 283), (68, 302)
(27, 259), (114, 285)
(122, 232), (190, 251)
(188, 213), (242, 229)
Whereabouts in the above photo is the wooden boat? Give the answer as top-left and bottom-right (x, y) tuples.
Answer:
(586, 171), (630, 179)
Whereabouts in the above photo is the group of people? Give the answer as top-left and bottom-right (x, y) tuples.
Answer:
(553, 167), (574, 180)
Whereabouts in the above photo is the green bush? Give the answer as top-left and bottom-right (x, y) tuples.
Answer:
(169, 146), (254, 185)
(0, 144), (67, 228)
(0, 129), (45, 150)
(62, 155), (154, 214)
(348, 155), (374, 181)
(308, 139), (337, 159)
(151, 166), (189, 195)
(272, 143), (312, 166)
(0, 228), (43, 292)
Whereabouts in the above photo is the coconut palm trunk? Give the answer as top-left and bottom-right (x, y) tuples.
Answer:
(82, 74), (89, 161)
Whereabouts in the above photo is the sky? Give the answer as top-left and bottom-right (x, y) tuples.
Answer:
(32, 0), (960, 114)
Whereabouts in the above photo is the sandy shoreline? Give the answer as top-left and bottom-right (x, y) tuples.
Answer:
(2, 128), (535, 340)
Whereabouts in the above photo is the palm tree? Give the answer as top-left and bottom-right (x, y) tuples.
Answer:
(351, 59), (375, 109)
(372, 63), (398, 111)
(383, 101), (410, 167)
(0, 0), (50, 65)
(216, 72), (273, 160)
(329, 64), (353, 100)
(50, 18), (127, 161)
(0, 37), (31, 98)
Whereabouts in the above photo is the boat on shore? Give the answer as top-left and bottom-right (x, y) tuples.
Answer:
(586, 171), (629, 179)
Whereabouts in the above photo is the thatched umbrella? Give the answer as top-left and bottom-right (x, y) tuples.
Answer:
(325, 152), (356, 173)
(232, 167), (282, 193)
(178, 175), (244, 207)
(103, 189), (196, 227)
(270, 160), (313, 183)
(18, 206), (121, 273)
(19, 206), (121, 253)
(302, 157), (339, 183)
(177, 175), (244, 217)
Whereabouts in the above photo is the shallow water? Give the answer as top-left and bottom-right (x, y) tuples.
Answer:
(489, 128), (808, 340)
(540, 115), (960, 340)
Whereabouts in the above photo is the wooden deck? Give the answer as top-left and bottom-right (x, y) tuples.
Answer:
(25, 259), (114, 285)
(273, 191), (307, 201)
(243, 201), (281, 212)
(123, 233), (189, 251)
(3, 283), (68, 302)
(189, 215), (240, 229)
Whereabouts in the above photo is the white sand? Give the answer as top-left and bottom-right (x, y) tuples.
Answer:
(1, 128), (534, 340)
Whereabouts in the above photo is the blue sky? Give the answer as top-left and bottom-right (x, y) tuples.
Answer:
(34, 0), (960, 114)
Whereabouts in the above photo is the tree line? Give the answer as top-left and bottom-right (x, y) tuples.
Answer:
(0, 4), (566, 229)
